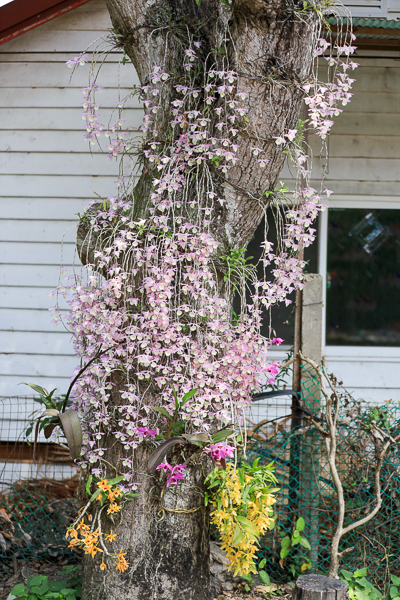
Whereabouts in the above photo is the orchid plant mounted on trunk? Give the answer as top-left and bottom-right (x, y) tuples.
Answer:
(48, 1), (357, 598)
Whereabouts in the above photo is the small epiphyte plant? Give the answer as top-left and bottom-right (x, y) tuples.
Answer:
(219, 247), (257, 288)
(279, 517), (312, 578)
(21, 383), (82, 462)
(205, 459), (278, 576)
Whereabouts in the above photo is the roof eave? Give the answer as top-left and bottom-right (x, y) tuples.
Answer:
(0, 0), (92, 46)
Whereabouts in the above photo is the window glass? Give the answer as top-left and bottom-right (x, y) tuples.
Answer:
(326, 208), (400, 346)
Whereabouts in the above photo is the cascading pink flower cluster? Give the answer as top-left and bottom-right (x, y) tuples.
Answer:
(56, 31), (356, 481)
(306, 37), (358, 140)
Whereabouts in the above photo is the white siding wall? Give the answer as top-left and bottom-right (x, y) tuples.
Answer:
(342, 0), (400, 18)
(388, 0), (400, 17)
(0, 0), (142, 399)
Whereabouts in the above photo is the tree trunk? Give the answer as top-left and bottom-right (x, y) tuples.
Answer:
(81, 443), (211, 600)
(76, 0), (319, 598)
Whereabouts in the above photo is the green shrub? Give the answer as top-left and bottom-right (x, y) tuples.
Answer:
(7, 566), (81, 600)
(340, 568), (382, 600)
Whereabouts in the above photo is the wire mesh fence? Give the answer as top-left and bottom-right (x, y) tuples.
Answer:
(0, 397), (79, 573)
(246, 368), (400, 586)
(1, 378), (399, 584)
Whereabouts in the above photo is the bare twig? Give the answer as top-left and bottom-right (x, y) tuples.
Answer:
(298, 351), (400, 578)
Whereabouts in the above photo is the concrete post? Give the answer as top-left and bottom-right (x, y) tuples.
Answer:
(300, 274), (323, 568)
(301, 274), (323, 364)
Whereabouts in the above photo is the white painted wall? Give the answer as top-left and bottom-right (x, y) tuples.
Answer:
(0, 0), (142, 404)
(342, 0), (400, 18)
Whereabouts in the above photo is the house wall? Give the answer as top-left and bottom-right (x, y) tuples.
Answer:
(0, 0), (140, 400)
(388, 0), (400, 17)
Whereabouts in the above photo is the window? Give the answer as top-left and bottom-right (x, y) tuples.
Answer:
(325, 208), (400, 347)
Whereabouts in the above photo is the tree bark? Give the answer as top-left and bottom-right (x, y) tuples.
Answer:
(81, 442), (211, 600)
(77, 1), (320, 598)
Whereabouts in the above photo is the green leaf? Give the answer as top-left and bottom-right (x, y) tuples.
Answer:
(259, 558), (266, 570)
(108, 475), (125, 486)
(299, 537), (311, 550)
(90, 488), (102, 502)
(281, 536), (291, 550)
(340, 570), (354, 581)
(27, 577), (45, 587)
(211, 429), (234, 444)
(280, 546), (291, 560)
(172, 420), (185, 434)
(173, 388), (179, 411)
(232, 527), (244, 547)
(195, 0), (201, 5)
(48, 580), (67, 592)
(259, 571), (270, 586)
(241, 574), (254, 583)
(296, 517), (305, 532)
(354, 568), (368, 578)
(20, 383), (50, 397)
(292, 529), (301, 539)
(86, 474), (93, 496)
(236, 515), (260, 537)
(390, 588), (399, 599)
(153, 407), (171, 419)
(391, 577), (400, 587)
(181, 388), (197, 405)
(9, 584), (27, 597)
(31, 585), (49, 595)
(242, 484), (251, 504)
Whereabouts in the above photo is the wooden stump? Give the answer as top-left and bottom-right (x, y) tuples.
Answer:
(293, 574), (347, 600)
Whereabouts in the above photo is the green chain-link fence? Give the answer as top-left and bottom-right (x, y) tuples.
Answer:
(1, 385), (399, 583)
(247, 368), (400, 585)
(0, 480), (79, 568)
(0, 397), (79, 574)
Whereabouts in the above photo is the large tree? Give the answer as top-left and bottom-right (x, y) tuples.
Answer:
(61, 1), (355, 599)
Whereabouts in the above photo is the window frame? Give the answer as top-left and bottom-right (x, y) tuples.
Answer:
(318, 195), (400, 358)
